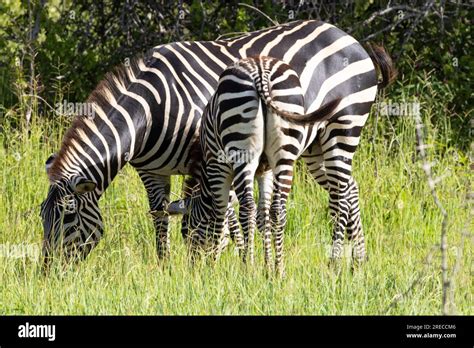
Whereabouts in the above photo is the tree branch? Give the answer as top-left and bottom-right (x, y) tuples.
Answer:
(237, 3), (278, 26)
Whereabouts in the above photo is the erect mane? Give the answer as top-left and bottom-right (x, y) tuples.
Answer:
(47, 52), (152, 183)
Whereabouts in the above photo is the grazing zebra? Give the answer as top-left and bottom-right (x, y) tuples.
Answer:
(40, 20), (394, 266)
(166, 56), (341, 274)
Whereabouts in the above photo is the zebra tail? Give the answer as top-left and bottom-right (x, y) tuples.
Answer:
(365, 43), (397, 89)
(268, 98), (342, 125)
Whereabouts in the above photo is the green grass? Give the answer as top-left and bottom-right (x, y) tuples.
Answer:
(0, 100), (472, 315)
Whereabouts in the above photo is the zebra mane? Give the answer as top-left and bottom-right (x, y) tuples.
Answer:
(47, 51), (152, 183)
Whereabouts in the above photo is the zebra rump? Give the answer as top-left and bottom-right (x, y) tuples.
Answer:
(167, 56), (342, 273)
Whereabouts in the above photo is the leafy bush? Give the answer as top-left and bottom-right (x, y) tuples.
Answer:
(0, 0), (472, 146)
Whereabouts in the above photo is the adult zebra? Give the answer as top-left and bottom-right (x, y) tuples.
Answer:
(40, 20), (394, 265)
(166, 56), (341, 274)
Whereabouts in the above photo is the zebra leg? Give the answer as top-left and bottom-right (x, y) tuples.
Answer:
(257, 170), (273, 271)
(302, 141), (346, 262)
(303, 143), (349, 261)
(226, 204), (245, 255)
(303, 136), (365, 264)
(257, 170), (273, 231)
(270, 170), (293, 277)
(302, 142), (338, 260)
(327, 180), (350, 261)
(345, 177), (367, 263)
(233, 166), (258, 266)
(301, 140), (329, 191)
(138, 172), (171, 261)
(205, 161), (234, 259)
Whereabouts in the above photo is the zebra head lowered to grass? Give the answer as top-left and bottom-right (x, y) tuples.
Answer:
(167, 56), (342, 274)
(39, 20), (395, 267)
(41, 154), (103, 264)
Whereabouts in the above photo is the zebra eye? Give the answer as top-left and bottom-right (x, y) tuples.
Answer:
(60, 195), (77, 214)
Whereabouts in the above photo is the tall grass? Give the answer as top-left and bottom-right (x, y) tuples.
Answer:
(0, 80), (471, 315)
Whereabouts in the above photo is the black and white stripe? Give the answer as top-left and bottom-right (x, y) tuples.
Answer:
(167, 56), (341, 274)
(40, 20), (393, 265)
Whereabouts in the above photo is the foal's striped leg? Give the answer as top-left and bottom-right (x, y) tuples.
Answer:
(270, 167), (294, 277)
(233, 163), (260, 266)
(226, 205), (245, 254)
(257, 170), (273, 271)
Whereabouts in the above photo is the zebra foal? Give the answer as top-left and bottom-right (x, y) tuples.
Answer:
(167, 56), (340, 274)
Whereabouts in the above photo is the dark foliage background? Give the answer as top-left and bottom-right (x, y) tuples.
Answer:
(0, 0), (472, 146)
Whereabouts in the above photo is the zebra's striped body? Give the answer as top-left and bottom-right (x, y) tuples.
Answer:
(40, 20), (393, 265)
(168, 56), (340, 273)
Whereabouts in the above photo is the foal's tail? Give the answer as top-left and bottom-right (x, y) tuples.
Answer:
(268, 98), (341, 125)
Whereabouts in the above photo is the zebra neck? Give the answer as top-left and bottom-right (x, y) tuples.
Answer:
(50, 108), (146, 195)
(49, 55), (153, 194)
(89, 117), (134, 193)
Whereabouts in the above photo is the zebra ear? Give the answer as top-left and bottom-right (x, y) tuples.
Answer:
(166, 199), (189, 215)
(45, 153), (57, 173)
(71, 178), (97, 194)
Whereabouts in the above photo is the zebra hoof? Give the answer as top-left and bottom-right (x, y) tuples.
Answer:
(276, 268), (286, 279)
(351, 254), (368, 271)
(263, 266), (274, 279)
(328, 257), (343, 271)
